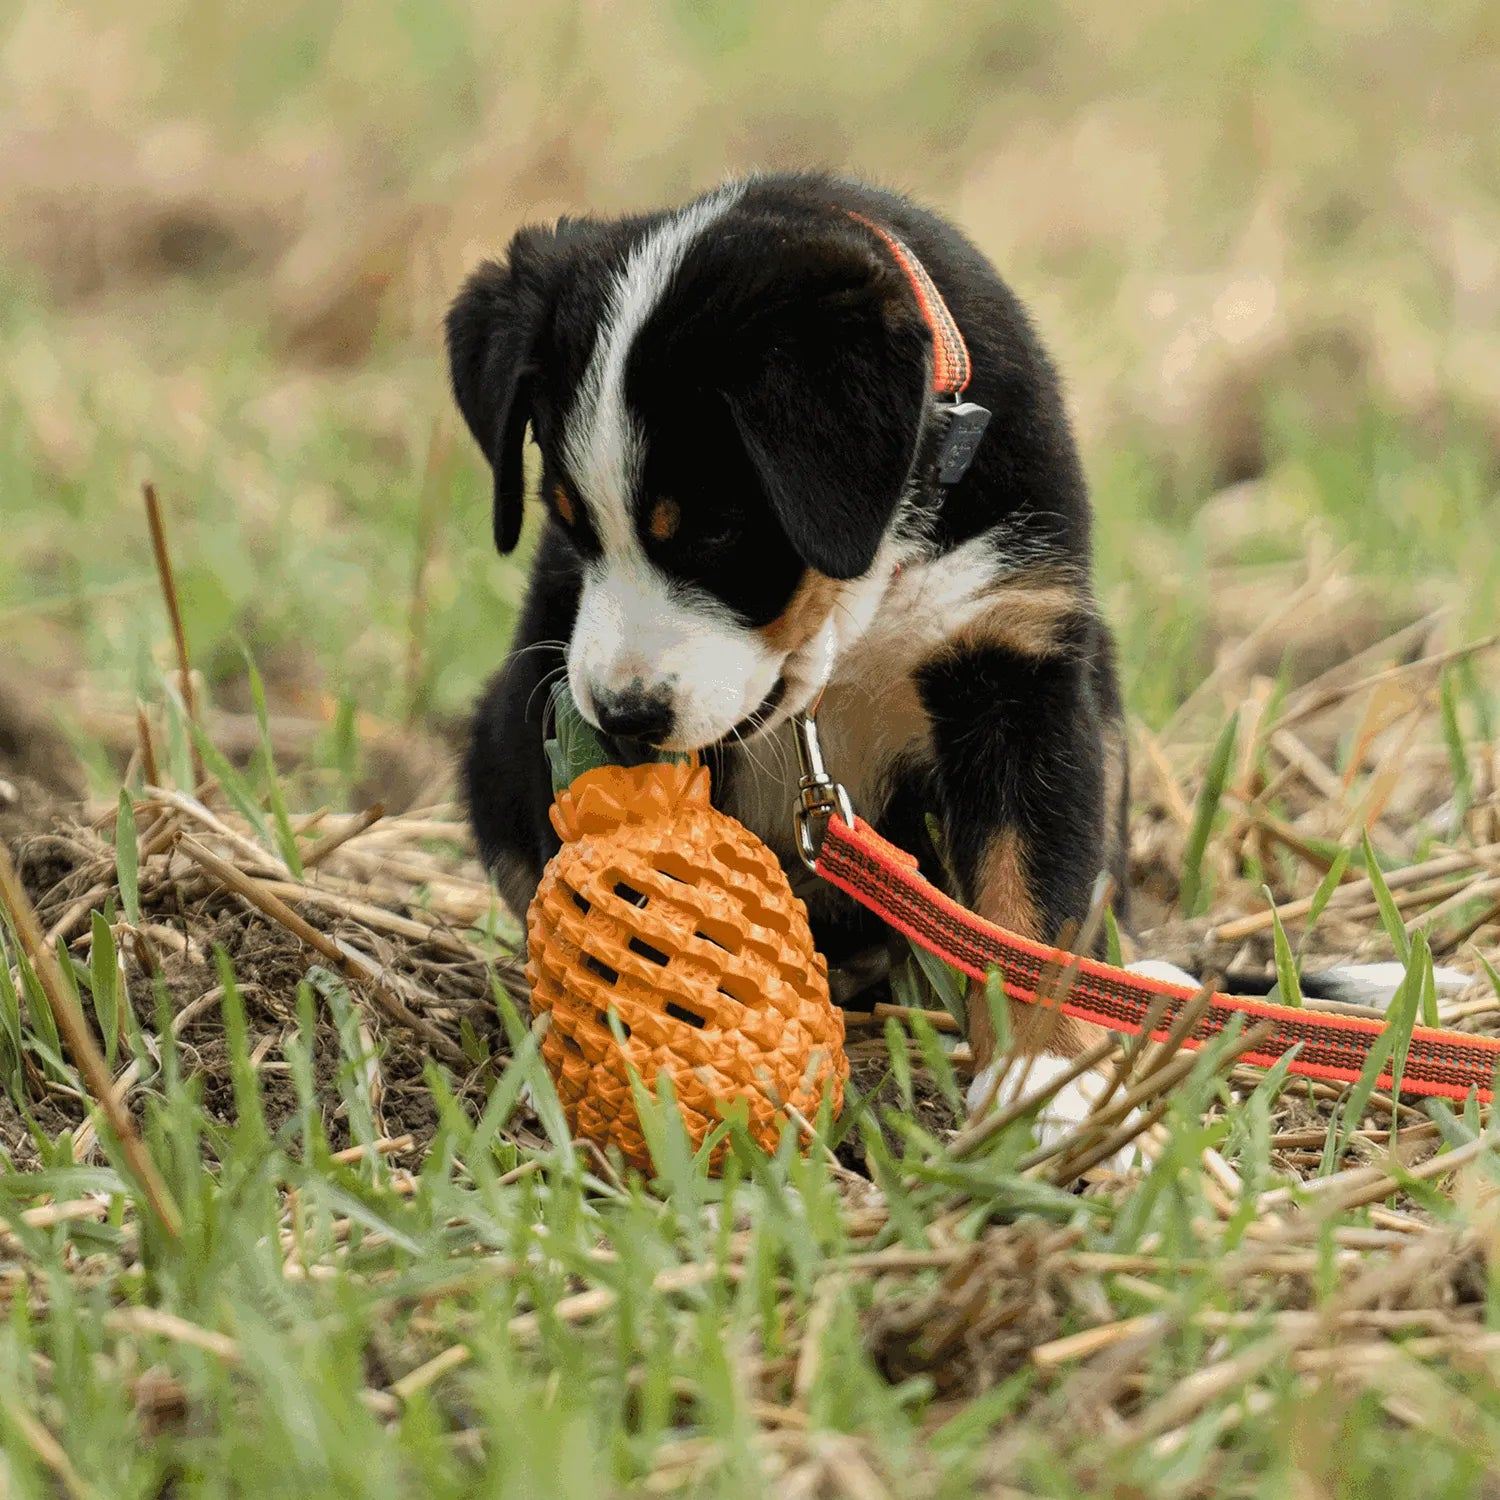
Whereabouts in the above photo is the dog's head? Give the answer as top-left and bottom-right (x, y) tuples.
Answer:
(445, 187), (934, 752)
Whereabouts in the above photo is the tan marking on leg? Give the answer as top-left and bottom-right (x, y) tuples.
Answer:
(1102, 718), (1127, 835)
(759, 571), (842, 656)
(976, 831), (1043, 941)
(966, 830), (1110, 1071)
(952, 571), (1084, 660)
(1101, 714), (1129, 886)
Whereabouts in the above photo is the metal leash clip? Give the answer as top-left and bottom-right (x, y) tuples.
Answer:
(792, 713), (855, 871)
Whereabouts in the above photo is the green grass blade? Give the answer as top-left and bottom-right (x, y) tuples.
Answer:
(1388, 933), (1429, 1111)
(160, 681), (195, 792)
(216, 946), (267, 1145)
(1459, 656), (1494, 741)
(1361, 828), (1412, 964)
(186, 717), (275, 848)
(327, 692), (360, 808)
(982, 968), (1012, 1059)
(1265, 885), (1303, 1008)
(0, 930), (26, 1100)
(243, 646), (304, 878)
(1180, 710), (1238, 917)
(115, 789), (141, 928)
(1478, 950), (1500, 1001)
(907, 938), (968, 1032)
(1103, 907), (1124, 968)
(1338, 955), (1413, 1159)
(1317, 1100), (1344, 1177)
(1419, 935), (1440, 1029)
(907, 1009), (962, 1113)
(1299, 845), (1351, 955)
(6, 934), (62, 1077)
(89, 911), (120, 1072)
(884, 1016), (914, 1113)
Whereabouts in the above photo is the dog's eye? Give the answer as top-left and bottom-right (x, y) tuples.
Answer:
(693, 512), (742, 552)
(699, 523), (739, 552)
(552, 485), (577, 528)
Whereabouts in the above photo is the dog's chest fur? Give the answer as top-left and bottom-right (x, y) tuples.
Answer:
(720, 531), (1000, 916)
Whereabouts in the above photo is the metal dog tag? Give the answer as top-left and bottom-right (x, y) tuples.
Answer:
(935, 401), (992, 485)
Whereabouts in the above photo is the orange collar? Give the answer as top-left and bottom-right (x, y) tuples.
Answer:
(847, 210), (972, 398)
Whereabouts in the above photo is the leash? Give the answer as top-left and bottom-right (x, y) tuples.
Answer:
(791, 714), (1499, 1105)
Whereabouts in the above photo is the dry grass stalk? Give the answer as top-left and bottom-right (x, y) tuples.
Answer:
(1276, 631), (1499, 733)
(948, 1034), (1120, 1162)
(175, 834), (465, 1064)
(0, 1391), (96, 1500)
(1212, 842), (1500, 942)
(851, 1002), (960, 1034)
(134, 700), (161, 789)
(0, 841), (182, 1238)
(70, 984), (247, 1162)
(301, 803), (384, 869)
(1161, 556), (1342, 743)
(141, 481), (205, 788)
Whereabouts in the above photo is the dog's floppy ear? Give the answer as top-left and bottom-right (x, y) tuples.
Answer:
(445, 226), (565, 555)
(724, 245), (931, 580)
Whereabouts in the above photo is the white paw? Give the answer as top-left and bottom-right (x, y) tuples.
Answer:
(1123, 958), (1202, 990)
(1123, 956), (1471, 1012)
(1306, 962), (1470, 1009)
(967, 1055), (1141, 1174)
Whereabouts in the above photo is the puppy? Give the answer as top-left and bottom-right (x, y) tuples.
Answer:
(445, 173), (1457, 1155)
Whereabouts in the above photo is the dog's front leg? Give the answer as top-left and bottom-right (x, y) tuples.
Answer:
(916, 629), (1134, 1165)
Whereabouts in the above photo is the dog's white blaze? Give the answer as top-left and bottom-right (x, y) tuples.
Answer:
(568, 553), (782, 751)
(561, 184), (756, 743)
(562, 183), (745, 553)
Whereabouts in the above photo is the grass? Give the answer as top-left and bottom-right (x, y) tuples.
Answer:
(3, 1), (1500, 1493)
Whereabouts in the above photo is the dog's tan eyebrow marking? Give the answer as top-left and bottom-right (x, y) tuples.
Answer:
(553, 485), (576, 526)
(647, 498), (680, 542)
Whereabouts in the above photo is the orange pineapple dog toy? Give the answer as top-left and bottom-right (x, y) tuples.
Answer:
(524, 688), (848, 1172)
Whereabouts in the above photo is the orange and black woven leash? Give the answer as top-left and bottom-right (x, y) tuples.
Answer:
(815, 814), (1500, 1104)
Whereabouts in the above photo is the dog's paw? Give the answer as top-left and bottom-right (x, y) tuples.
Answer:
(1303, 962), (1470, 1009)
(966, 1055), (1142, 1174)
(1123, 956), (1471, 1012)
(1123, 958), (1202, 989)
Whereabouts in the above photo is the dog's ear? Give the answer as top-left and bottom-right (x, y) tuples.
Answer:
(445, 226), (567, 555)
(724, 244), (931, 580)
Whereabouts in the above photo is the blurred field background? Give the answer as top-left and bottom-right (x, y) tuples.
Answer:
(4, 0), (1499, 778)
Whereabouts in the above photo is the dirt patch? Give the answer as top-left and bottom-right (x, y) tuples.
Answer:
(0, 669), (82, 799)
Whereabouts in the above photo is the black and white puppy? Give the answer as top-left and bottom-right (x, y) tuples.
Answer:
(447, 173), (1462, 1150)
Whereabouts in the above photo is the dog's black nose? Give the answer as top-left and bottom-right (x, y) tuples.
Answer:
(591, 687), (674, 747)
